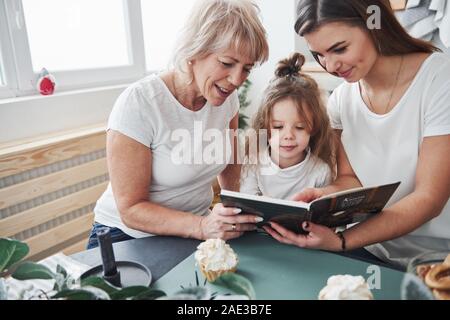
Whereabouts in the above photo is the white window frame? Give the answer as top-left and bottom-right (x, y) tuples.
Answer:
(1, 0), (146, 98)
(0, 0), (19, 99)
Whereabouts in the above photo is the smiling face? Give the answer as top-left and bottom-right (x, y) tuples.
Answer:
(304, 22), (378, 82)
(269, 98), (312, 169)
(190, 48), (255, 106)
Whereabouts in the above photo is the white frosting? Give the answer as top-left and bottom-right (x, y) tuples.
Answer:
(318, 275), (374, 300)
(194, 239), (238, 271)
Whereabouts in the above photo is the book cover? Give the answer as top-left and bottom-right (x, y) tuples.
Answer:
(220, 181), (400, 234)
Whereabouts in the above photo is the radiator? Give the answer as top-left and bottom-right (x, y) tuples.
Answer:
(0, 149), (108, 241)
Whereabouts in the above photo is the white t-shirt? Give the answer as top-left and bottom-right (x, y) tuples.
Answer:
(240, 149), (332, 199)
(328, 53), (450, 267)
(94, 74), (239, 238)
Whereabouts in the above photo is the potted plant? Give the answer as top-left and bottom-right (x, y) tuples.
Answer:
(0, 238), (254, 300)
(238, 79), (253, 130)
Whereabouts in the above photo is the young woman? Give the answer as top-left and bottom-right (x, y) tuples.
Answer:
(264, 0), (450, 268)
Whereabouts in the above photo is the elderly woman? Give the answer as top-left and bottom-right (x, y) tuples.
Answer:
(87, 0), (269, 248)
(264, 0), (450, 269)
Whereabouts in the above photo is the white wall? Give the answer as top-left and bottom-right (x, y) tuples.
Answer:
(245, 0), (297, 118)
(246, 0), (342, 118)
(0, 0), (299, 144)
(0, 86), (123, 144)
(4, 1), (445, 144)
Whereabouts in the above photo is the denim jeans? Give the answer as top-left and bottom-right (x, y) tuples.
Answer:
(87, 222), (135, 249)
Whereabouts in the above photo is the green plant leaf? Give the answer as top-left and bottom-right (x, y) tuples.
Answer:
(52, 289), (102, 300)
(213, 273), (256, 300)
(238, 79), (252, 129)
(109, 286), (153, 300)
(0, 239), (15, 273)
(158, 294), (199, 300)
(81, 276), (119, 296)
(11, 261), (56, 280)
(53, 286), (111, 300)
(80, 286), (111, 300)
(0, 238), (29, 273)
(52, 289), (94, 300)
(4, 240), (29, 270)
(132, 289), (166, 300)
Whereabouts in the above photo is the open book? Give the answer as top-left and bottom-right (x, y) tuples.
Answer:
(220, 182), (400, 234)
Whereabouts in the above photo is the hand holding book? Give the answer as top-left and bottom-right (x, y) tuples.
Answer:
(221, 182), (401, 235)
(290, 187), (326, 203)
(262, 220), (344, 252)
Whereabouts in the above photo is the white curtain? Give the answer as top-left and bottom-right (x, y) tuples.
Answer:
(395, 0), (450, 48)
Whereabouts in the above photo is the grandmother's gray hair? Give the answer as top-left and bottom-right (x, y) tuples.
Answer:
(171, 0), (269, 75)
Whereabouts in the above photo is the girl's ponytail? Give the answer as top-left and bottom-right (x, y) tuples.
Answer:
(274, 52), (305, 78)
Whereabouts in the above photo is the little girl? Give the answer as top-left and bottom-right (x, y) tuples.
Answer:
(240, 52), (336, 199)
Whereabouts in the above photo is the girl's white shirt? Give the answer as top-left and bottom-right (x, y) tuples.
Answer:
(240, 148), (332, 200)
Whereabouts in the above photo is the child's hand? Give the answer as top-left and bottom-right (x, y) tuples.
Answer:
(263, 221), (342, 251)
(290, 188), (324, 203)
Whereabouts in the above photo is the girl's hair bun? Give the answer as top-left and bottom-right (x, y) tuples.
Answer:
(274, 52), (306, 78)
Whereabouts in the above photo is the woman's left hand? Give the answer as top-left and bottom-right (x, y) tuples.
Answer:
(262, 221), (342, 251)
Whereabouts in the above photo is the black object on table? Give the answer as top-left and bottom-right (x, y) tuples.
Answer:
(79, 228), (155, 287)
(97, 227), (121, 286)
(73, 235), (200, 283)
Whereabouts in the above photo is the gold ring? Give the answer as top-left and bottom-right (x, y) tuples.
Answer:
(231, 224), (237, 231)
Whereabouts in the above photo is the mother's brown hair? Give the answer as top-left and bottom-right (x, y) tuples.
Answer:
(295, 0), (439, 58)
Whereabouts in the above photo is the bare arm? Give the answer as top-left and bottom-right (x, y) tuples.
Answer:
(107, 130), (202, 238)
(322, 130), (361, 194)
(217, 113), (241, 191)
(292, 130), (361, 202)
(344, 135), (450, 250)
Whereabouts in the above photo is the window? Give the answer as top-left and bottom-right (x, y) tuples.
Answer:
(22, 0), (131, 71)
(141, 0), (196, 71)
(0, 0), (16, 98)
(1, 0), (146, 97)
(0, 0), (198, 99)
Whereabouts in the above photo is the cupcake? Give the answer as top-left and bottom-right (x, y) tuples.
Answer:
(194, 239), (239, 282)
(318, 275), (374, 300)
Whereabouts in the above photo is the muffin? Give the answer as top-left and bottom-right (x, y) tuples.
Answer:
(194, 238), (239, 282)
(318, 275), (374, 300)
